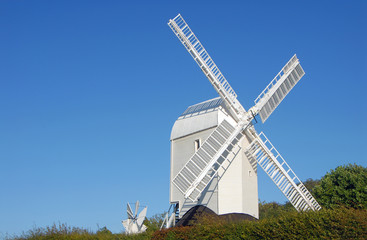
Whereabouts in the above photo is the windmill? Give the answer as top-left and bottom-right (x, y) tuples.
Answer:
(163, 14), (321, 228)
(122, 201), (147, 234)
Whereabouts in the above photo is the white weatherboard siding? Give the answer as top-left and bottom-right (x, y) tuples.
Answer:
(217, 147), (243, 214)
(217, 134), (258, 218)
(170, 98), (259, 219)
(240, 137), (259, 218)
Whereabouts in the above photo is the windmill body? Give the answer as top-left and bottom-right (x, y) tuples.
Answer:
(170, 98), (259, 218)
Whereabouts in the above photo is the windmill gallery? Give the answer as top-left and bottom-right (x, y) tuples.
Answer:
(123, 14), (321, 232)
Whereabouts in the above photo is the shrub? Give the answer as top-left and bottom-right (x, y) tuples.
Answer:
(259, 201), (295, 219)
(153, 207), (367, 239)
(314, 164), (367, 209)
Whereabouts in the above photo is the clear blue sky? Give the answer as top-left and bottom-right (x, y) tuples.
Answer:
(0, 0), (366, 236)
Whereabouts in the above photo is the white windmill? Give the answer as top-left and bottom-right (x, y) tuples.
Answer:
(163, 14), (321, 228)
(122, 201), (147, 234)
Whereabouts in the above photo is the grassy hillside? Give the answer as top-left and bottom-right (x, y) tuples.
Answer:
(7, 207), (366, 240)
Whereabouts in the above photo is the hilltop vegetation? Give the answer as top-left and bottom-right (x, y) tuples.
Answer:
(153, 207), (367, 240)
(6, 208), (367, 240)
(313, 164), (367, 209)
(6, 164), (367, 239)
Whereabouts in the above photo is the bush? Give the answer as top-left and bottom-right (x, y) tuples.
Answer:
(314, 164), (367, 209)
(259, 201), (295, 219)
(8, 208), (366, 239)
(153, 207), (367, 239)
(7, 223), (153, 240)
(143, 212), (166, 232)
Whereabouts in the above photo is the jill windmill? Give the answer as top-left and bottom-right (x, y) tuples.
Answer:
(162, 14), (321, 228)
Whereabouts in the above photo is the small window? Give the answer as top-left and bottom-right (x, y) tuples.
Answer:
(194, 139), (201, 151)
(248, 170), (252, 177)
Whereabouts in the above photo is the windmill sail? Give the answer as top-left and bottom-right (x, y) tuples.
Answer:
(172, 119), (248, 201)
(127, 203), (134, 219)
(168, 14), (247, 121)
(136, 206), (147, 226)
(245, 132), (321, 211)
(135, 201), (140, 218)
(253, 55), (305, 123)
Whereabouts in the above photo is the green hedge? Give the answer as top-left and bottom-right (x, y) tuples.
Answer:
(8, 224), (153, 240)
(8, 208), (366, 240)
(152, 207), (367, 240)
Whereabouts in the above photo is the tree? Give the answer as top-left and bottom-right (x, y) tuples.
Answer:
(96, 226), (112, 235)
(259, 201), (295, 219)
(143, 212), (166, 232)
(302, 178), (320, 195)
(258, 178), (320, 219)
(313, 164), (367, 209)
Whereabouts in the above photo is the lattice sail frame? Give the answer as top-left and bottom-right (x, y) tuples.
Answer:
(168, 14), (247, 121)
(253, 54), (305, 123)
(245, 132), (321, 211)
